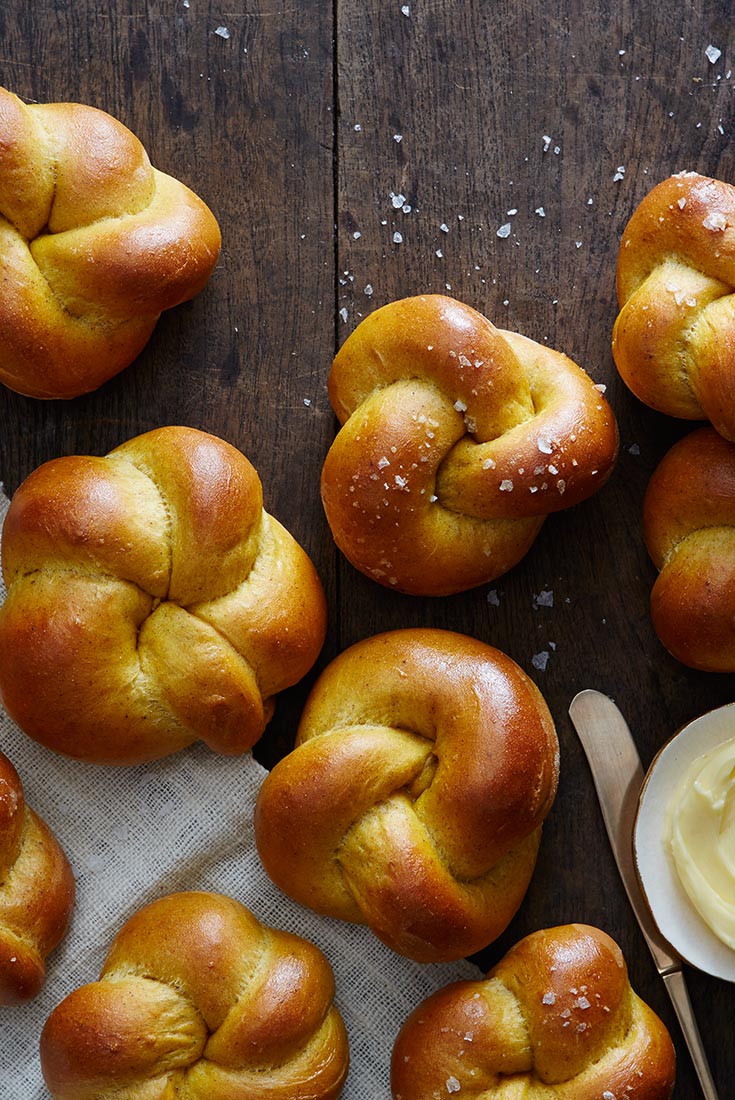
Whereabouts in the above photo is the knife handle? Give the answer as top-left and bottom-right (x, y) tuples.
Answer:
(662, 969), (720, 1100)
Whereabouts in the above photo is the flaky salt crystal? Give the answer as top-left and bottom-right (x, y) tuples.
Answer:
(496, 223), (512, 238)
(706, 44), (722, 63)
(532, 651), (549, 671)
(537, 437), (553, 454)
(542, 991), (556, 1005)
(454, 399), (467, 412)
(446, 1078), (461, 1094)
(393, 231), (403, 244)
(377, 456), (390, 469)
(214, 25), (231, 38)
(499, 479), (514, 491)
(703, 211), (727, 230)
(482, 457), (496, 469)
(487, 590), (500, 606)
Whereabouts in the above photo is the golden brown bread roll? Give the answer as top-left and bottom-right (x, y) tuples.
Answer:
(0, 85), (221, 398)
(321, 294), (618, 596)
(0, 750), (74, 1005)
(40, 891), (349, 1100)
(391, 924), (676, 1100)
(255, 629), (559, 962)
(613, 172), (735, 438)
(644, 426), (735, 671)
(0, 426), (327, 763)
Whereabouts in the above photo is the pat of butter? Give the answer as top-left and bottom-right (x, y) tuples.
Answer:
(667, 736), (735, 951)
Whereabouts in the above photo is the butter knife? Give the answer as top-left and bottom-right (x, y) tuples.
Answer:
(568, 689), (720, 1100)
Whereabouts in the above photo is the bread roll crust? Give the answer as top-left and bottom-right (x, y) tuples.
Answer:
(255, 628), (559, 962)
(0, 426), (327, 763)
(391, 924), (676, 1099)
(40, 891), (349, 1100)
(0, 86), (221, 399)
(0, 751), (75, 1005)
(643, 426), (735, 671)
(321, 294), (618, 595)
(613, 172), (735, 437)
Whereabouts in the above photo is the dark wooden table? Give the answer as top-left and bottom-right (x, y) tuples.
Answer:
(2, 2), (734, 1096)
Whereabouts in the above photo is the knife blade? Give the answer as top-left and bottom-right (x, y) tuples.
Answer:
(568, 689), (720, 1100)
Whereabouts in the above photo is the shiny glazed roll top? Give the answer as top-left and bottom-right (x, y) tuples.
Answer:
(0, 426), (327, 763)
(391, 924), (676, 1099)
(0, 86), (221, 399)
(40, 892), (349, 1100)
(321, 294), (618, 595)
(255, 628), (559, 962)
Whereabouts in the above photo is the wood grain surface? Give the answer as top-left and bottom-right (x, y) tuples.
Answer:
(1, 2), (734, 1096)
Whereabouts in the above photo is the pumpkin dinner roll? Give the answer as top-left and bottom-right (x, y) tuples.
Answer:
(0, 85), (221, 398)
(644, 426), (735, 672)
(0, 426), (327, 764)
(613, 172), (735, 439)
(254, 629), (559, 962)
(40, 892), (349, 1100)
(321, 294), (618, 596)
(0, 750), (75, 1005)
(391, 924), (676, 1100)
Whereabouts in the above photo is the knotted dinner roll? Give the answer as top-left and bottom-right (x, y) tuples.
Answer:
(321, 294), (618, 595)
(0, 750), (74, 1005)
(391, 924), (676, 1099)
(614, 172), (735, 438)
(0, 426), (327, 763)
(255, 629), (559, 962)
(0, 86), (221, 398)
(40, 891), (349, 1100)
(644, 426), (735, 671)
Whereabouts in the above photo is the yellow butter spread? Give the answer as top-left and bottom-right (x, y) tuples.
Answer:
(667, 737), (735, 951)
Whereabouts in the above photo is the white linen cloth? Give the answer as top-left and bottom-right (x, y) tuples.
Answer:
(0, 488), (479, 1099)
